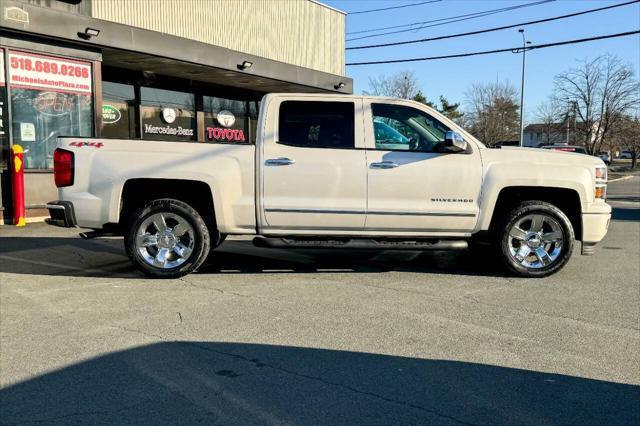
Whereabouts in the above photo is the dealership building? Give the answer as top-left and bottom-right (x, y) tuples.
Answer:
(0, 0), (351, 223)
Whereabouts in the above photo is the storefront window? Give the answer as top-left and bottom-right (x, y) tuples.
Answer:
(249, 100), (260, 144)
(203, 96), (248, 143)
(7, 50), (93, 170)
(140, 87), (195, 141)
(0, 49), (7, 169)
(102, 81), (135, 139)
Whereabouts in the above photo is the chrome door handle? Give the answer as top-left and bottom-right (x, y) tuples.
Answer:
(265, 157), (296, 166)
(370, 161), (399, 169)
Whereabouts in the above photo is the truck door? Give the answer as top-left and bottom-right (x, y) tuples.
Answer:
(260, 97), (367, 233)
(364, 101), (482, 234)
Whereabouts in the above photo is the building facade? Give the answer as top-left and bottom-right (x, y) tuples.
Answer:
(523, 121), (595, 148)
(0, 0), (351, 223)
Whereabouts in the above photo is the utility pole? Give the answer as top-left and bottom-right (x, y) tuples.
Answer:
(516, 29), (531, 147)
(566, 103), (570, 144)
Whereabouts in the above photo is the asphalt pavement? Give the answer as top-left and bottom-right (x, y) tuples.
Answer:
(1, 177), (639, 425)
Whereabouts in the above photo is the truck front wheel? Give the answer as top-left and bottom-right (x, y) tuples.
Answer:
(498, 201), (574, 278)
(125, 199), (210, 278)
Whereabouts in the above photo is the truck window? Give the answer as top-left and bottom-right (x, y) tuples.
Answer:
(372, 103), (450, 152)
(278, 101), (354, 149)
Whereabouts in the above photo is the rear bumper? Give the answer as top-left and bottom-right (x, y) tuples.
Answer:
(45, 201), (77, 228)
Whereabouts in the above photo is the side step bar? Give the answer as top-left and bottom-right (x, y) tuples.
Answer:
(253, 237), (468, 251)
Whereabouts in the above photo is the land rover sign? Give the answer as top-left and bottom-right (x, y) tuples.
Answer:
(102, 104), (121, 124)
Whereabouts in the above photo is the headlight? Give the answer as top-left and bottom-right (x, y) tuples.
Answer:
(594, 166), (607, 200)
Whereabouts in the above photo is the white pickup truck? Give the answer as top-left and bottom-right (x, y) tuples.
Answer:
(46, 93), (611, 278)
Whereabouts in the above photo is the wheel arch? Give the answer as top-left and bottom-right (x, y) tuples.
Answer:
(118, 178), (217, 234)
(483, 186), (583, 241)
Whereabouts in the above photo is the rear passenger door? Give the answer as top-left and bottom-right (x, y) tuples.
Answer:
(260, 97), (367, 233)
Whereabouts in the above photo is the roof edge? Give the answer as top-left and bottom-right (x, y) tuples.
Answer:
(308, 0), (347, 15)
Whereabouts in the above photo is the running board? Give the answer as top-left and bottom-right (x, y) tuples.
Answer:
(253, 237), (468, 251)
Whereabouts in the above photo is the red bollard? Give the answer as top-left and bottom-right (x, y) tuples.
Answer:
(11, 144), (26, 227)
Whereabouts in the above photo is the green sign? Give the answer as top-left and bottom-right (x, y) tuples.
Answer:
(102, 104), (121, 124)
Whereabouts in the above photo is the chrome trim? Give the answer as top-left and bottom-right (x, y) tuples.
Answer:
(369, 211), (475, 217)
(46, 204), (66, 210)
(370, 161), (400, 169)
(263, 225), (472, 234)
(267, 208), (364, 215)
(265, 157), (295, 166)
(265, 208), (476, 217)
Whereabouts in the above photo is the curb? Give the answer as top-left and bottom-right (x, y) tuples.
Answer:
(0, 216), (49, 226)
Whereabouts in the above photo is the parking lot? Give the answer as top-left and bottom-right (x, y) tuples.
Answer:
(1, 176), (638, 425)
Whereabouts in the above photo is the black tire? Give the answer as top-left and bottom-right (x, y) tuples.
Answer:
(124, 199), (210, 278)
(204, 233), (227, 265)
(213, 233), (227, 248)
(497, 201), (574, 278)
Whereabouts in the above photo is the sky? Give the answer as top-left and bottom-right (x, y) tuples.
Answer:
(323, 0), (640, 123)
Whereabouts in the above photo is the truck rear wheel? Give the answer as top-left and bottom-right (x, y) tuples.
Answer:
(125, 199), (210, 278)
(498, 201), (574, 278)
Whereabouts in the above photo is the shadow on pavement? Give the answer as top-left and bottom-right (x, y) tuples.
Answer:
(0, 206), (635, 278)
(1, 342), (638, 425)
(0, 236), (139, 278)
(611, 206), (640, 221)
(0, 235), (507, 278)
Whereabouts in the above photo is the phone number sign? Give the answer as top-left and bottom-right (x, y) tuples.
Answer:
(8, 50), (92, 95)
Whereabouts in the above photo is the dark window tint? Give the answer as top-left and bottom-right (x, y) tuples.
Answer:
(102, 81), (135, 139)
(140, 87), (195, 141)
(249, 100), (260, 144)
(372, 103), (450, 152)
(279, 101), (354, 149)
(203, 96), (247, 144)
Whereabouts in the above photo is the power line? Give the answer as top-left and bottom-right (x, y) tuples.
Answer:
(346, 0), (553, 41)
(347, 0), (441, 16)
(346, 30), (640, 66)
(347, 0), (640, 50)
(347, 0), (550, 35)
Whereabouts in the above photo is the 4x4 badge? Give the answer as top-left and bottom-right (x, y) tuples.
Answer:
(69, 141), (103, 148)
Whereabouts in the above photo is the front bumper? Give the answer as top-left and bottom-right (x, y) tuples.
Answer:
(45, 201), (77, 228)
(581, 204), (612, 255)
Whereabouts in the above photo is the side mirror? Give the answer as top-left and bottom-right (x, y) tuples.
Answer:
(444, 131), (467, 153)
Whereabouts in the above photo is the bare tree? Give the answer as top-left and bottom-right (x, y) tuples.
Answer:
(533, 100), (564, 145)
(609, 114), (640, 168)
(464, 80), (520, 146)
(553, 54), (640, 155)
(365, 70), (420, 99)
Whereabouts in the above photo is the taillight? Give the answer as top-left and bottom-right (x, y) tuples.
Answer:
(54, 148), (74, 187)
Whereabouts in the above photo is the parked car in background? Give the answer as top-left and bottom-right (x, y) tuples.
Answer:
(598, 152), (611, 165)
(541, 145), (588, 155)
(619, 150), (639, 159)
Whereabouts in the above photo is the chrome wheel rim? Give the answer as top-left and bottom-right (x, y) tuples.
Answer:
(136, 212), (195, 269)
(508, 214), (564, 269)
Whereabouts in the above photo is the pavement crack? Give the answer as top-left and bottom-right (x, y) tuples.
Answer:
(188, 343), (480, 426)
(463, 296), (640, 334)
(107, 325), (166, 340)
(178, 277), (249, 298)
(355, 281), (638, 335)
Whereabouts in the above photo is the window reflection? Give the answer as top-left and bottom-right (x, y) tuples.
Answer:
(11, 89), (92, 169)
(203, 96), (247, 143)
(140, 87), (195, 141)
(102, 81), (135, 139)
